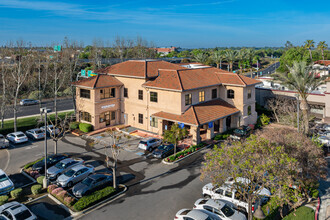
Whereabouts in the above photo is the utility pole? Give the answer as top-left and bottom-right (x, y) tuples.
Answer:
(41, 107), (51, 188)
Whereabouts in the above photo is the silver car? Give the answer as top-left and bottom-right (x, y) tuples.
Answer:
(6, 132), (28, 144)
(0, 201), (37, 220)
(47, 158), (84, 181)
(19, 99), (39, 106)
(25, 128), (45, 140)
(40, 125), (60, 136)
(57, 165), (94, 188)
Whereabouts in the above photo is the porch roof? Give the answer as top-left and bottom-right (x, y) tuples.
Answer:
(152, 99), (240, 126)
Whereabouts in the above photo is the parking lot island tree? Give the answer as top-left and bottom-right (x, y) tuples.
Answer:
(48, 113), (71, 154)
(163, 123), (188, 155)
(274, 61), (324, 134)
(201, 135), (298, 220)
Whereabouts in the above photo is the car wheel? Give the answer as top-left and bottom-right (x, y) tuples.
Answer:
(203, 194), (211, 199)
(67, 181), (73, 188)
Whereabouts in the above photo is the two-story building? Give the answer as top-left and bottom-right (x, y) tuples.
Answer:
(73, 60), (260, 144)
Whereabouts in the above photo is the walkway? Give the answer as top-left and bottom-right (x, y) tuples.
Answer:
(319, 156), (330, 220)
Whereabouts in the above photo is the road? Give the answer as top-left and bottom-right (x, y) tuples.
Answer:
(254, 62), (280, 78)
(4, 98), (74, 119)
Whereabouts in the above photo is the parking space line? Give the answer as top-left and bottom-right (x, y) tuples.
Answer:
(3, 149), (10, 172)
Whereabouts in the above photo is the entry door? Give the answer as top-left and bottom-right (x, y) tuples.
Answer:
(226, 116), (231, 129)
(214, 120), (220, 133)
(105, 112), (110, 126)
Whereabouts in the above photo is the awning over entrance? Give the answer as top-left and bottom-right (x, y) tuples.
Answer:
(152, 98), (240, 126)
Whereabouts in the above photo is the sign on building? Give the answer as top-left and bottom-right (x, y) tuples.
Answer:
(81, 70), (86, 76)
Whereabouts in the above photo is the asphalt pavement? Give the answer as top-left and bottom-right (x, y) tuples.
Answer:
(4, 98), (74, 119)
(245, 62), (280, 78)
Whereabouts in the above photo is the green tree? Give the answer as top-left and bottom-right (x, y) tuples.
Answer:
(224, 49), (237, 72)
(193, 52), (208, 64)
(304, 39), (315, 62)
(237, 49), (247, 74)
(274, 61), (324, 134)
(201, 135), (296, 220)
(317, 41), (328, 61)
(277, 47), (309, 72)
(246, 48), (256, 77)
(211, 50), (224, 69)
(285, 41), (294, 50)
(163, 123), (188, 155)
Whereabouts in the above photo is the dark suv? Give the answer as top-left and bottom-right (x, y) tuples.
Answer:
(230, 126), (252, 140)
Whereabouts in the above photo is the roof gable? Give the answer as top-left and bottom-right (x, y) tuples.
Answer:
(72, 74), (123, 89)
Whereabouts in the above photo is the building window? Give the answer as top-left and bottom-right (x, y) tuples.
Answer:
(212, 89), (217, 99)
(227, 89), (235, 99)
(99, 113), (105, 123)
(124, 88), (128, 98)
(150, 117), (158, 128)
(248, 88), (252, 99)
(138, 113), (143, 124)
(111, 111), (116, 120)
(199, 91), (205, 102)
(80, 111), (91, 122)
(138, 90), (143, 100)
(248, 106), (251, 115)
(150, 92), (158, 102)
(100, 88), (116, 99)
(80, 89), (90, 99)
(185, 94), (192, 106)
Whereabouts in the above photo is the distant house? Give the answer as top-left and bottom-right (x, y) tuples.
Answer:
(152, 46), (178, 56)
(313, 60), (330, 77)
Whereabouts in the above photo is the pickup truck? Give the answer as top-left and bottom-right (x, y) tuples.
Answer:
(0, 134), (9, 149)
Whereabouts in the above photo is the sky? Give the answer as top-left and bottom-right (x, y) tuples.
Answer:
(0, 0), (330, 48)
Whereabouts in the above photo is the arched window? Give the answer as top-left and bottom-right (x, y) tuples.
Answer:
(248, 106), (251, 115)
(227, 89), (235, 99)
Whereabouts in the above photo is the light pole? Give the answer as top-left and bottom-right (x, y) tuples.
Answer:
(40, 107), (51, 188)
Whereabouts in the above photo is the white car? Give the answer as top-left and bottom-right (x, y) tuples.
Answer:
(0, 135), (9, 149)
(6, 132), (28, 144)
(0, 169), (14, 195)
(317, 136), (330, 146)
(0, 202), (37, 220)
(40, 125), (60, 136)
(194, 198), (247, 220)
(25, 128), (45, 140)
(174, 209), (220, 220)
(138, 138), (162, 151)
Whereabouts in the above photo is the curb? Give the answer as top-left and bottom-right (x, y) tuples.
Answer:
(20, 169), (38, 188)
(24, 194), (48, 204)
(162, 143), (214, 165)
(4, 109), (74, 122)
(47, 184), (127, 218)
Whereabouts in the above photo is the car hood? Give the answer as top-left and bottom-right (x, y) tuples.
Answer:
(57, 174), (71, 183)
(203, 183), (214, 191)
(152, 149), (164, 155)
(47, 166), (61, 175)
(32, 161), (44, 169)
(257, 187), (271, 196)
(231, 211), (247, 220)
(0, 179), (13, 189)
(72, 182), (88, 194)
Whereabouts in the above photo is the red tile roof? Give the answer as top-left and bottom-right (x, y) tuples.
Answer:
(97, 60), (185, 78)
(315, 60), (330, 66)
(152, 99), (239, 126)
(72, 74), (123, 88)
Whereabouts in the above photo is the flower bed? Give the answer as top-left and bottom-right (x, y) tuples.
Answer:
(48, 184), (76, 208)
(164, 143), (206, 163)
(24, 167), (41, 180)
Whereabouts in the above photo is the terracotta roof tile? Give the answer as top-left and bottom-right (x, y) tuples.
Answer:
(315, 60), (330, 66)
(72, 74), (123, 88)
(152, 99), (239, 126)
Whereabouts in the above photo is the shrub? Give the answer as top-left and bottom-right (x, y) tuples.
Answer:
(24, 158), (44, 170)
(64, 196), (75, 207)
(29, 171), (39, 179)
(37, 176), (45, 185)
(31, 184), (42, 195)
(79, 123), (93, 133)
(10, 188), (23, 199)
(63, 87), (72, 96)
(47, 184), (57, 193)
(69, 121), (80, 130)
(28, 91), (41, 100)
(57, 190), (67, 201)
(0, 195), (9, 205)
(52, 187), (63, 195)
(260, 114), (270, 126)
(73, 186), (116, 211)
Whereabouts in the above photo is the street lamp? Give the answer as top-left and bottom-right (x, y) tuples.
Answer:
(40, 107), (51, 188)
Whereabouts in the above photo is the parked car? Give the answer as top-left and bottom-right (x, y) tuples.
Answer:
(138, 138), (162, 151)
(25, 128), (45, 140)
(72, 173), (113, 198)
(57, 164), (95, 188)
(174, 209), (220, 220)
(317, 136), (330, 146)
(230, 126), (252, 140)
(0, 169), (14, 195)
(19, 99), (39, 106)
(0, 201), (37, 220)
(32, 154), (68, 174)
(6, 132), (28, 144)
(40, 125), (60, 136)
(194, 198), (246, 220)
(0, 135), (9, 149)
(152, 144), (175, 158)
(47, 158), (84, 181)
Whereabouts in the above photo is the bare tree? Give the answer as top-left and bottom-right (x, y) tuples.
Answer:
(48, 113), (71, 154)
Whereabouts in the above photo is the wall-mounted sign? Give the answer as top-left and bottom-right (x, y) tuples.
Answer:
(101, 104), (115, 109)
(81, 70), (86, 76)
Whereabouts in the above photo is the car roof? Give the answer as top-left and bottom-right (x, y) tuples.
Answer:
(186, 209), (210, 219)
(59, 158), (75, 164)
(70, 165), (88, 171)
(141, 137), (158, 141)
(27, 128), (42, 132)
(89, 173), (111, 180)
(195, 198), (225, 209)
(9, 132), (24, 135)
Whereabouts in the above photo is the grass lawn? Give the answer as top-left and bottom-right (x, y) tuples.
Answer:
(283, 206), (315, 220)
(0, 111), (74, 135)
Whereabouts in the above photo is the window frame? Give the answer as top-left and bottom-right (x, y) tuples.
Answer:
(150, 117), (158, 128)
(100, 88), (115, 99)
(80, 89), (90, 99)
(80, 111), (91, 122)
(138, 113), (143, 124)
(111, 111), (116, 120)
(124, 88), (128, 98)
(138, 90), (143, 100)
(150, 92), (158, 103)
(212, 88), (217, 99)
(185, 93), (192, 106)
(248, 105), (252, 115)
(227, 89), (235, 99)
(199, 91), (205, 102)
(247, 88), (252, 99)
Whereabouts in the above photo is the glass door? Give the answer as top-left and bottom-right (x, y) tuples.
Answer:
(105, 112), (110, 126)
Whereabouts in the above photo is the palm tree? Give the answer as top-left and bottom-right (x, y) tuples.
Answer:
(304, 40), (315, 62)
(224, 49), (237, 72)
(274, 61), (324, 134)
(193, 52), (208, 64)
(317, 41), (328, 61)
(237, 49), (247, 74)
(211, 50), (224, 69)
(246, 48), (255, 77)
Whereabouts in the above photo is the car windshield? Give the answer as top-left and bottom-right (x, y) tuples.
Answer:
(14, 210), (32, 220)
(64, 169), (75, 177)
(35, 130), (43, 134)
(234, 129), (245, 135)
(0, 174), (8, 182)
(221, 204), (235, 217)
(158, 145), (170, 150)
(17, 134), (25, 138)
(139, 141), (147, 145)
(55, 162), (66, 169)
(82, 177), (93, 186)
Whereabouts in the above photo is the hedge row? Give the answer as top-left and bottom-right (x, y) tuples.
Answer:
(73, 186), (116, 211)
(165, 143), (205, 162)
(79, 123), (93, 133)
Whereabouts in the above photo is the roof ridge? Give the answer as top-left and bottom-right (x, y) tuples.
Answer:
(93, 74), (100, 88)
(236, 74), (247, 86)
(176, 70), (184, 91)
(191, 106), (200, 125)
